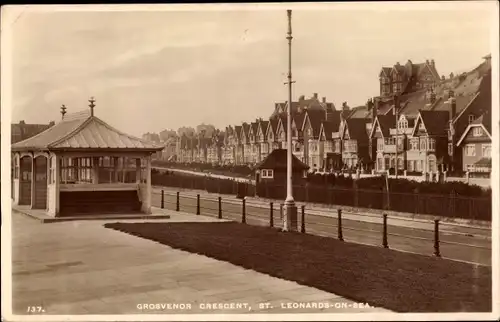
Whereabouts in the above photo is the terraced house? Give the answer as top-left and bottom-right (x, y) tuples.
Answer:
(164, 55), (491, 179)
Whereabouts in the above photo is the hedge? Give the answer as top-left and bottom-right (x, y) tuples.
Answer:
(151, 170), (491, 221)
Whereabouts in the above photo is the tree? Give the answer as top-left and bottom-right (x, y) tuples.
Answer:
(177, 126), (196, 137)
(159, 129), (177, 141)
(196, 123), (216, 137)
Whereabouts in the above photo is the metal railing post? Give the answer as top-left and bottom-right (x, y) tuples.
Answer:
(161, 189), (164, 209)
(337, 209), (344, 241)
(196, 194), (200, 215)
(301, 205), (305, 233)
(434, 219), (441, 257)
(383, 214), (389, 249)
(242, 198), (246, 223)
(176, 191), (180, 211)
(218, 196), (222, 219)
(270, 202), (274, 227)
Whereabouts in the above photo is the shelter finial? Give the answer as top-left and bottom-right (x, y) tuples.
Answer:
(89, 97), (96, 117)
(60, 104), (67, 120)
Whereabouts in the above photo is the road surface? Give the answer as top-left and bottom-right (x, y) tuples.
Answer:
(151, 186), (491, 266)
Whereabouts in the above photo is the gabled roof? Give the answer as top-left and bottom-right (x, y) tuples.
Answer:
(302, 109), (325, 138)
(370, 114), (396, 138)
(293, 111), (306, 131)
(256, 148), (309, 171)
(250, 122), (259, 136)
(11, 110), (164, 152)
(456, 112), (492, 146)
(258, 120), (269, 137)
(266, 118), (279, 138)
(241, 123), (250, 140)
(380, 67), (392, 77)
(319, 121), (335, 141)
(344, 118), (371, 143)
(413, 110), (450, 137)
(347, 105), (371, 119)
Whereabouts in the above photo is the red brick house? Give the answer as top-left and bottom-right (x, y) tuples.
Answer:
(456, 111), (492, 173)
(379, 59), (441, 97)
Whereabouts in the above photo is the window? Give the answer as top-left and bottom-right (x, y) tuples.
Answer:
(468, 115), (476, 124)
(419, 122), (425, 131)
(48, 156), (54, 184)
(334, 141), (340, 153)
(465, 144), (476, 157)
(482, 144), (491, 157)
(420, 138), (427, 150)
(398, 120), (408, 129)
(407, 160), (414, 172)
(13, 156), (19, 179)
(473, 127), (483, 137)
(377, 158), (384, 171)
(428, 138), (435, 151)
(291, 129), (297, 138)
(410, 138), (419, 150)
(294, 143), (301, 152)
(377, 138), (384, 151)
(324, 141), (333, 152)
(448, 143), (453, 156)
(261, 169), (274, 178)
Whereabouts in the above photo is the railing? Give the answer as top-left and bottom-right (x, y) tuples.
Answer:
(151, 172), (491, 221)
(152, 189), (492, 266)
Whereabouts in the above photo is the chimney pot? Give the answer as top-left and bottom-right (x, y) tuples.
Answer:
(426, 59), (430, 64)
(19, 120), (25, 125)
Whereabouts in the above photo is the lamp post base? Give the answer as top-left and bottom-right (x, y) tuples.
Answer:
(283, 199), (298, 232)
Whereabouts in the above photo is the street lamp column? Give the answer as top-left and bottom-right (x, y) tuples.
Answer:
(284, 9), (298, 232)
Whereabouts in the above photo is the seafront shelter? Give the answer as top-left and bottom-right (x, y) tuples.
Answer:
(11, 99), (164, 217)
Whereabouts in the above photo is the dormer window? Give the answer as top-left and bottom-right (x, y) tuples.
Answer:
(473, 127), (483, 137)
(468, 115), (475, 124)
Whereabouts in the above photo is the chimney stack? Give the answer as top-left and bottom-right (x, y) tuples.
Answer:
(447, 89), (455, 99)
(449, 97), (457, 121)
(431, 59), (435, 66)
(426, 59), (430, 64)
(322, 97), (326, 103)
(373, 98), (379, 121)
(366, 98), (375, 122)
(60, 104), (67, 120)
(299, 95), (305, 102)
(393, 95), (400, 115)
(430, 91), (436, 104)
(88, 97), (96, 117)
(313, 93), (318, 100)
(49, 121), (55, 127)
(19, 120), (25, 125)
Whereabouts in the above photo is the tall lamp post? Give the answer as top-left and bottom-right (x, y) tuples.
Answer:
(284, 9), (298, 231)
(394, 94), (400, 179)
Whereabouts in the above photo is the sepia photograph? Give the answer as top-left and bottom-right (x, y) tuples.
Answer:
(1, 2), (499, 321)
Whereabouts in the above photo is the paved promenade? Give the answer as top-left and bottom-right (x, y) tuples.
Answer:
(10, 209), (391, 316)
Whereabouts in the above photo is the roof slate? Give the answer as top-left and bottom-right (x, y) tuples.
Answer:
(256, 148), (309, 171)
(11, 111), (164, 152)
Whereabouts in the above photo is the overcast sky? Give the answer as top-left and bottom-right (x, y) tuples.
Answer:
(6, 3), (496, 136)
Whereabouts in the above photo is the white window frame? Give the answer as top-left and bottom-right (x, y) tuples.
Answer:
(482, 144), (491, 157)
(468, 115), (475, 124)
(473, 127), (482, 137)
(465, 144), (476, 157)
(261, 169), (274, 178)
